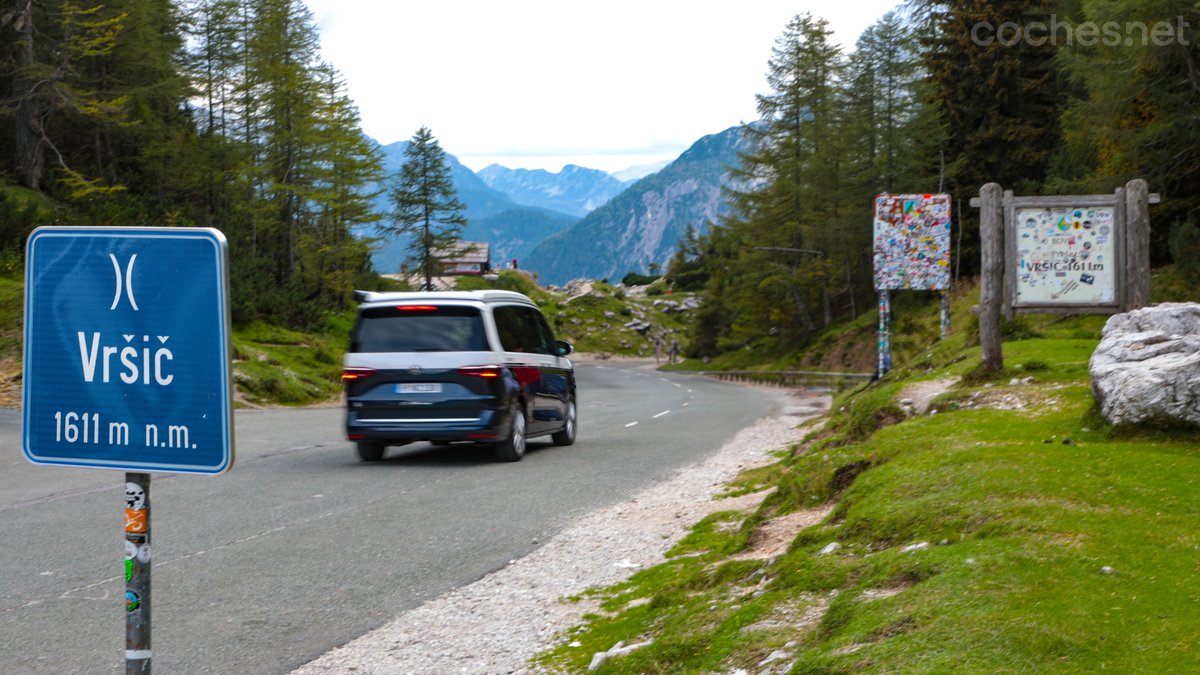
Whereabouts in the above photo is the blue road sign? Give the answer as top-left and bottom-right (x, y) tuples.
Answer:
(23, 227), (234, 474)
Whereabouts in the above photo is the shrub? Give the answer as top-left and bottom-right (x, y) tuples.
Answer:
(1169, 217), (1200, 284)
(621, 271), (660, 286)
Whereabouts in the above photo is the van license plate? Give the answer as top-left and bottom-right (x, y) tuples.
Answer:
(397, 383), (442, 394)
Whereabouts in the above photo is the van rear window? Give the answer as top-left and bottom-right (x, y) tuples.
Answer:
(350, 306), (489, 353)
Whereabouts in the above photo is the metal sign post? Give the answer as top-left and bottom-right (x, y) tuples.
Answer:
(125, 474), (151, 672)
(23, 227), (234, 674)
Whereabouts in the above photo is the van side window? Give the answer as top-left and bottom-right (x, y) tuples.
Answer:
(517, 307), (556, 355)
(532, 312), (559, 355)
(493, 305), (545, 353)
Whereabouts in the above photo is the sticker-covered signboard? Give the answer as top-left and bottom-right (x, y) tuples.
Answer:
(873, 193), (952, 291)
(1014, 206), (1116, 305)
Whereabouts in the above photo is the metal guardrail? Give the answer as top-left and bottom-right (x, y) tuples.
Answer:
(681, 370), (874, 390)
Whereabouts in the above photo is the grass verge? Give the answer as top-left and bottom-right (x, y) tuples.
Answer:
(535, 275), (1200, 674)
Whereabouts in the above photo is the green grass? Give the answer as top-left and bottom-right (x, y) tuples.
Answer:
(231, 315), (352, 407)
(535, 272), (1200, 674)
(458, 271), (695, 357)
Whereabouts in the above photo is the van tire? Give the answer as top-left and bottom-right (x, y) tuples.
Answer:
(356, 442), (385, 462)
(552, 398), (576, 446)
(494, 404), (527, 462)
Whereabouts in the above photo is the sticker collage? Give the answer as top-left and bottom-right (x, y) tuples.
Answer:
(873, 194), (953, 375)
(873, 194), (953, 292)
(1015, 207), (1116, 305)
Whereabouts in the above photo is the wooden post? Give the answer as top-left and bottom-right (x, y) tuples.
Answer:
(1125, 178), (1151, 310)
(974, 183), (1004, 371)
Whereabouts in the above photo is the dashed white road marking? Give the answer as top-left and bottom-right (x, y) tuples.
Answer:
(652, 410), (670, 419)
(625, 422), (638, 427)
(682, 402), (689, 406)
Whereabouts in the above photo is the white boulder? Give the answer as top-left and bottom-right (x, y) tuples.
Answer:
(1090, 303), (1200, 427)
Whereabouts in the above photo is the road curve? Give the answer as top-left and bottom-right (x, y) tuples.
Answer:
(0, 362), (784, 674)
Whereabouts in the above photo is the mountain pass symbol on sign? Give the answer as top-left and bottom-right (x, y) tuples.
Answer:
(109, 254), (139, 310)
(22, 227), (235, 475)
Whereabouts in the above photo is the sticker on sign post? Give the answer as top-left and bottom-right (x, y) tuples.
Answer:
(22, 227), (234, 474)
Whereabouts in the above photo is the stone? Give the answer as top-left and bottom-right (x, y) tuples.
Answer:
(819, 542), (842, 555)
(587, 652), (610, 671)
(901, 542), (930, 553)
(1021, 376), (1039, 385)
(604, 311), (615, 318)
(759, 650), (791, 666)
(1009, 378), (1020, 386)
(607, 640), (653, 658)
(899, 398), (914, 406)
(1102, 566), (1115, 574)
(1090, 303), (1200, 427)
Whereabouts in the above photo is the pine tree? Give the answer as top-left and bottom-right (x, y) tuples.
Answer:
(1055, 6), (1200, 263)
(917, 0), (1065, 276)
(720, 13), (844, 337)
(1, 2), (129, 194)
(381, 127), (469, 291)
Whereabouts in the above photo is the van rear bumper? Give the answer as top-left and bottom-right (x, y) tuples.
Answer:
(345, 409), (509, 443)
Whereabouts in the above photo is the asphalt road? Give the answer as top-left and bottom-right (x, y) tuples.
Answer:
(0, 362), (783, 674)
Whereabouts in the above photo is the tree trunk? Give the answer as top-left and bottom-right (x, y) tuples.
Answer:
(13, 0), (43, 190)
(790, 287), (817, 332)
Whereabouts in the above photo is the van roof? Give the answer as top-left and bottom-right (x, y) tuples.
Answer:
(352, 289), (537, 308)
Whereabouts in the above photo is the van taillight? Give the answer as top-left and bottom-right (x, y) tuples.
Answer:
(458, 365), (502, 378)
(341, 367), (377, 380)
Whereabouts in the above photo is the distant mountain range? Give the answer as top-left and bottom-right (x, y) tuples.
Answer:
(361, 133), (740, 284)
(366, 139), (577, 274)
(462, 208), (578, 268)
(523, 126), (750, 286)
(610, 160), (672, 183)
(477, 164), (627, 218)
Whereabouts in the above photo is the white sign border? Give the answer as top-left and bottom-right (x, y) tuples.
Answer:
(22, 226), (235, 475)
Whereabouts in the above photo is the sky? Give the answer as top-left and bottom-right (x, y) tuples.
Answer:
(303, 1), (906, 174)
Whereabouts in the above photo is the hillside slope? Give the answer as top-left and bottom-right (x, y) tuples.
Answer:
(461, 208), (578, 268)
(524, 125), (749, 286)
(536, 277), (1200, 674)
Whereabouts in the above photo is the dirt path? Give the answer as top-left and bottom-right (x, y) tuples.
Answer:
(897, 377), (959, 414)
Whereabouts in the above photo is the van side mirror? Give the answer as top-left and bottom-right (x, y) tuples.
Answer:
(557, 340), (574, 356)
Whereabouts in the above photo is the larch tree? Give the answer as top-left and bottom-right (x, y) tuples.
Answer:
(382, 126), (468, 291)
(720, 13), (844, 336)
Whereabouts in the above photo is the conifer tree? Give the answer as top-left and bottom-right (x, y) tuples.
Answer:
(916, 0), (1064, 275)
(720, 13), (843, 336)
(382, 126), (468, 291)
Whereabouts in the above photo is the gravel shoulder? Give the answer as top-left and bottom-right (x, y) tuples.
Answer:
(290, 390), (829, 675)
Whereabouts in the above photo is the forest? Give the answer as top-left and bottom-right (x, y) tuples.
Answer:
(1, 0), (1199, 346)
(677, 1), (1200, 360)
(0, 0), (387, 327)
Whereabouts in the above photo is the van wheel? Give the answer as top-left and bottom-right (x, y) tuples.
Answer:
(494, 404), (527, 462)
(356, 442), (385, 462)
(552, 398), (576, 446)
